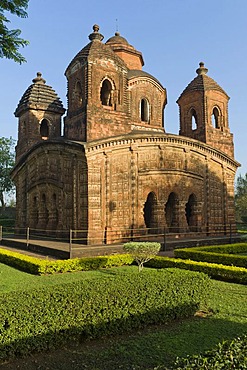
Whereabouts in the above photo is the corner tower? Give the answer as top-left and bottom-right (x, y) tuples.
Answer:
(15, 73), (65, 161)
(177, 62), (234, 158)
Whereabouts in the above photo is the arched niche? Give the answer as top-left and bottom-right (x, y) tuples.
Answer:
(140, 98), (150, 122)
(100, 79), (113, 106)
(40, 119), (49, 139)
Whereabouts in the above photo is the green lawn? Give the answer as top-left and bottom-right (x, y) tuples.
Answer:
(0, 261), (118, 292)
(0, 263), (247, 369)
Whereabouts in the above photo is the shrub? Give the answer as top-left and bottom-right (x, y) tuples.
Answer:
(123, 242), (161, 271)
(146, 256), (247, 284)
(0, 268), (210, 361)
(174, 243), (247, 268)
(0, 248), (134, 275)
(169, 334), (247, 369)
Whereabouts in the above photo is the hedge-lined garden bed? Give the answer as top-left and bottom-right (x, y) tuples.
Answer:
(0, 247), (134, 274)
(174, 243), (247, 268)
(0, 268), (210, 361)
(147, 256), (247, 284)
(0, 246), (247, 284)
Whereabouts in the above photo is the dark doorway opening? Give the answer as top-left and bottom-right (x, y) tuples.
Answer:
(186, 193), (197, 231)
(144, 192), (157, 233)
(165, 192), (179, 232)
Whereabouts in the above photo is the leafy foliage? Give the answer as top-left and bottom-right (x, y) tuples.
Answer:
(235, 173), (247, 223)
(147, 254), (247, 284)
(0, 137), (15, 208)
(0, 248), (135, 274)
(123, 242), (161, 271)
(0, 268), (210, 361)
(174, 243), (247, 268)
(0, 0), (29, 63)
(170, 334), (247, 369)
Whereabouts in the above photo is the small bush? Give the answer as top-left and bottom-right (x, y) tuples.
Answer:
(123, 242), (161, 271)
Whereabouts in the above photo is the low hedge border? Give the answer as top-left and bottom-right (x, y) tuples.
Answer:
(169, 334), (247, 369)
(174, 243), (247, 268)
(0, 247), (134, 275)
(0, 268), (210, 361)
(147, 256), (247, 284)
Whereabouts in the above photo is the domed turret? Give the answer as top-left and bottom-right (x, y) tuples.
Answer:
(177, 62), (234, 158)
(15, 72), (65, 117)
(15, 73), (65, 161)
(106, 31), (144, 70)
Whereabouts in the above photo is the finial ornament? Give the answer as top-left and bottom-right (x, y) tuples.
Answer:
(196, 62), (208, 75)
(93, 24), (99, 32)
(89, 24), (104, 41)
(32, 72), (46, 84)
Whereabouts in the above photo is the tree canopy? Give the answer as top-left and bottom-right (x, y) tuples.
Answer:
(123, 242), (161, 272)
(0, 0), (29, 63)
(0, 137), (15, 209)
(235, 173), (247, 223)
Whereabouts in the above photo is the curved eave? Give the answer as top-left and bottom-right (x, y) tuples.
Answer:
(128, 71), (166, 93)
(65, 41), (128, 77)
(85, 131), (240, 171)
(11, 139), (85, 179)
(15, 104), (66, 117)
(177, 75), (230, 103)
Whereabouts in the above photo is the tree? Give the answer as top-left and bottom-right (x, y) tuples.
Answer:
(0, 137), (15, 209)
(123, 242), (161, 272)
(0, 0), (29, 63)
(235, 173), (247, 223)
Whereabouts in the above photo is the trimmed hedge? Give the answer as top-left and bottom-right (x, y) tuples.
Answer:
(0, 268), (210, 361)
(168, 334), (247, 369)
(1, 246), (247, 283)
(174, 243), (247, 268)
(0, 247), (134, 274)
(147, 256), (247, 284)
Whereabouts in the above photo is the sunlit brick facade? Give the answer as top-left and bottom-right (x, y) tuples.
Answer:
(12, 25), (240, 244)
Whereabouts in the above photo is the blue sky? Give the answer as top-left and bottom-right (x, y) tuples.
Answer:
(1, 0), (247, 176)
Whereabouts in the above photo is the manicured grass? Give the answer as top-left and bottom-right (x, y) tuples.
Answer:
(0, 262), (124, 292)
(55, 280), (247, 369)
(1, 262), (247, 369)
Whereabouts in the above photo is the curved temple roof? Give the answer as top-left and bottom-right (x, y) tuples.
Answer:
(177, 62), (229, 101)
(15, 72), (65, 117)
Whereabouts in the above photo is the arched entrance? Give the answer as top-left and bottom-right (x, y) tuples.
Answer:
(185, 193), (198, 231)
(165, 192), (179, 232)
(143, 192), (157, 233)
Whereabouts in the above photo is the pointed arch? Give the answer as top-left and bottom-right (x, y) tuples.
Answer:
(212, 107), (221, 129)
(190, 108), (197, 130)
